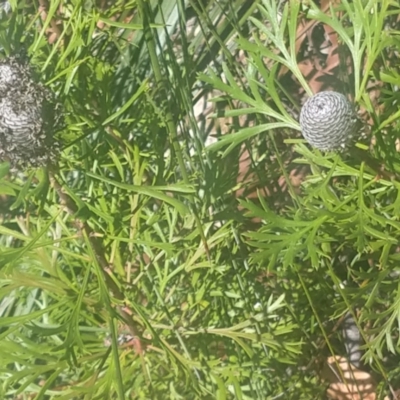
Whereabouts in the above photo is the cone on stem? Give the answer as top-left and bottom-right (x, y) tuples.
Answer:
(299, 91), (359, 151)
(0, 54), (63, 168)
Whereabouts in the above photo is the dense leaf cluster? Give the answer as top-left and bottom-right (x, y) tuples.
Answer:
(0, 0), (400, 399)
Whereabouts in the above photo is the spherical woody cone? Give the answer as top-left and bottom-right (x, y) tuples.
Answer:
(0, 54), (63, 168)
(299, 91), (359, 151)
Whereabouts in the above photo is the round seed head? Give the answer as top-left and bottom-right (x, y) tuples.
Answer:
(299, 91), (359, 151)
(0, 54), (63, 168)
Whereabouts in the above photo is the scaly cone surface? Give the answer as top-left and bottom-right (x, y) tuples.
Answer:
(0, 54), (63, 167)
(299, 91), (359, 151)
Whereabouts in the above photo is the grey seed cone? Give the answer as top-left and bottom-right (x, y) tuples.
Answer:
(0, 54), (63, 168)
(299, 91), (359, 151)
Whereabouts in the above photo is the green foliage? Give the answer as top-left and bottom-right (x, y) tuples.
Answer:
(1, 0), (400, 398)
